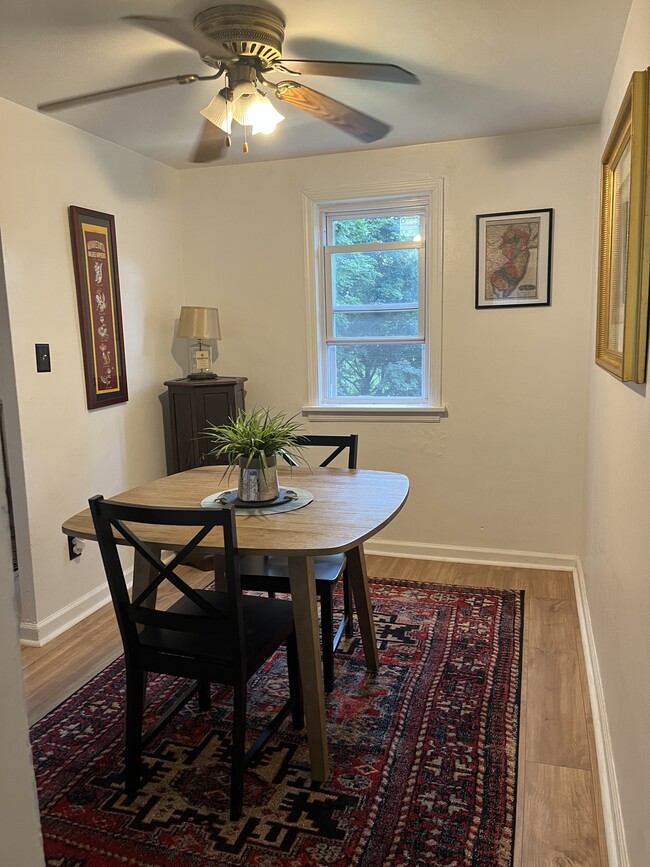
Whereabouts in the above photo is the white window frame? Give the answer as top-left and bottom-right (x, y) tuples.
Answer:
(302, 180), (445, 422)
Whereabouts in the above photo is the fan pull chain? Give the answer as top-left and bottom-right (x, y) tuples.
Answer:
(243, 125), (249, 154)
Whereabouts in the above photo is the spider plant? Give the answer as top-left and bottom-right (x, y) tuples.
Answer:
(204, 407), (305, 479)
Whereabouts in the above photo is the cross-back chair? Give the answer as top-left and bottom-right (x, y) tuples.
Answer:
(89, 495), (303, 822)
(239, 433), (359, 693)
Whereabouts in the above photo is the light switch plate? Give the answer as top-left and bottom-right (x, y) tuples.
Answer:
(35, 343), (51, 372)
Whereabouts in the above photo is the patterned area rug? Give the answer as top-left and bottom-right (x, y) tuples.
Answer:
(31, 579), (523, 866)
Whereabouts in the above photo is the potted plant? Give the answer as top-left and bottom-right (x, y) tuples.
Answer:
(204, 407), (304, 502)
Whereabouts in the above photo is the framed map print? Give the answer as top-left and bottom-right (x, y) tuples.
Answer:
(475, 208), (553, 309)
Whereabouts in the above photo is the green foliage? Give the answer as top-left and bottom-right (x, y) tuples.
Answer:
(333, 249), (418, 307)
(328, 215), (424, 399)
(203, 408), (304, 475)
(334, 345), (424, 398)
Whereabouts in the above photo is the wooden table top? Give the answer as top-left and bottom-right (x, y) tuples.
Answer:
(62, 466), (409, 557)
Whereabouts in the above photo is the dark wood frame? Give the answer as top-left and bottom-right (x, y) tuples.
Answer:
(475, 208), (553, 309)
(69, 206), (128, 409)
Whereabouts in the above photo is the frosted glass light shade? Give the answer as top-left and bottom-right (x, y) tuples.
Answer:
(201, 83), (284, 140)
(246, 96), (285, 135)
(200, 94), (232, 133)
(232, 89), (284, 134)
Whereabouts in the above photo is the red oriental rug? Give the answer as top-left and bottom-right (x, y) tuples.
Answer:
(31, 579), (523, 866)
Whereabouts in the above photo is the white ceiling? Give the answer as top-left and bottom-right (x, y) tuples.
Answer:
(0, 0), (632, 169)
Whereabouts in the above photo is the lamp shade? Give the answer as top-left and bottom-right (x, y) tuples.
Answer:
(177, 306), (221, 341)
(200, 94), (232, 134)
(232, 88), (284, 135)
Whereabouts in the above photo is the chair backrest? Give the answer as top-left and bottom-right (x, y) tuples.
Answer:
(283, 434), (358, 469)
(88, 496), (244, 669)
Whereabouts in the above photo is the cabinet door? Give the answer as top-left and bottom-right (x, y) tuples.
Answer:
(196, 388), (236, 466)
(169, 390), (199, 472)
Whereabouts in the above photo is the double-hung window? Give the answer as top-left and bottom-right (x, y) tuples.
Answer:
(303, 182), (444, 420)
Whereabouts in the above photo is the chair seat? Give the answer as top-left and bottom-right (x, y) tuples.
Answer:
(139, 589), (295, 671)
(239, 553), (346, 586)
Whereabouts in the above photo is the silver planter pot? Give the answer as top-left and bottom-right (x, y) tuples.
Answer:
(237, 454), (279, 502)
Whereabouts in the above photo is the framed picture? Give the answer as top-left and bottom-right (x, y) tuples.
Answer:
(69, 206), (128, 410)
(596, 68), (650, 383)
(475, 208), (553, 309)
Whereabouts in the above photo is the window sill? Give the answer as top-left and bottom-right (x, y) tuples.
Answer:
(301, 404), (447, 423)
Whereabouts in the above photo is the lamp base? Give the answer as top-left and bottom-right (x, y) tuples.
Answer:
(187, 371), (218, 380)
(188, 342), (216, 378)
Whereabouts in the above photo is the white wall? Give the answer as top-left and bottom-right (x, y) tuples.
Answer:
(0, 99), (186, 638)
(0, 454), (44, 864)
(581, 0), (650, 863)
(178, 126), (598, 560)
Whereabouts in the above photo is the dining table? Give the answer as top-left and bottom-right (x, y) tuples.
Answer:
(61, 465), (409, 781)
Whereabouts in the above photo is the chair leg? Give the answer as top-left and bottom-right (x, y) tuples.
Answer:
(286, 631), (304, 730)
(343, 568), (354, 639)
(320, 587), (335, 693)
(198, 679), (211, 711)
(230, 680), (247, 821)
(124, 667), (145, 795)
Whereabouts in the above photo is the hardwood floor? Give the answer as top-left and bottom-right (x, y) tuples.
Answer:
(21, 555), (607, 866)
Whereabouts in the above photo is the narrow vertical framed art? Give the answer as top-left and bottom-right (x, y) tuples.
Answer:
(475, 208), (553, 309)
(596, 68), (650, 383)
(69, 206), (128, 409)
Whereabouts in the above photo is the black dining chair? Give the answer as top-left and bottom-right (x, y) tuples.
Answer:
(239, 433), (359, 693)
(88, 495), (303, 822)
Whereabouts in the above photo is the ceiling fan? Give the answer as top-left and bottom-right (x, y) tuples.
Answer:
(37, 4), (419, 162)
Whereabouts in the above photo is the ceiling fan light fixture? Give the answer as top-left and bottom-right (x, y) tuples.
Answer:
(243, 93), (285, 135)
(200, 93), (232, 133)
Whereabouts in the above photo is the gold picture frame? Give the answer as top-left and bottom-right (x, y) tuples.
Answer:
(596, 68), (650, 383)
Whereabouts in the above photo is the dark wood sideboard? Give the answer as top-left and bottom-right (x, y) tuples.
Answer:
(164, 377), (247, 473)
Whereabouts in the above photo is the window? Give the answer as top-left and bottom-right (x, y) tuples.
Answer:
(303, 181), (444, 420)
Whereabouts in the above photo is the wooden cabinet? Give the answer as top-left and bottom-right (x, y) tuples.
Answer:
(164, 377), (247, 473)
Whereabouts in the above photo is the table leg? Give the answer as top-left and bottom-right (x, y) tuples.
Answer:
(212, 554), (227, 591)
(287, 556), (329, 782)
(346, 544), (379, 671)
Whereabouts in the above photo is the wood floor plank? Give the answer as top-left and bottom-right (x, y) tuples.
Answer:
(521, 762), (601, 867)
(526, 596), (591, 770)
(21, 566), (212, 725)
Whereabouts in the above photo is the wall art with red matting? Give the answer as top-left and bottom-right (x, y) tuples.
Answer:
(69, 206), (128, 409)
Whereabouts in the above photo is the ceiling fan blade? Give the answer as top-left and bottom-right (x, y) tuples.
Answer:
(122, 15), (236, 60)
(190, 121), (229, 163)
(278, 60), (419, 85)
(274, 81), (390, 143)
(38, 74), (204, 112)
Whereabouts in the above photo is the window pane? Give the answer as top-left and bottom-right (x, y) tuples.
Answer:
(332, 249), (419, 306)
(332, 215), (421, 245)
(328, 343), (424, 398)
(333, 309), (419, 338)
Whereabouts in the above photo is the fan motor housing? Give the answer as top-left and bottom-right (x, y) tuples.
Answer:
(194, 4), (285, 67)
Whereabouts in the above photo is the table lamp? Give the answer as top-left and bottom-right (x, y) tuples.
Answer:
(177, 306), (221, 379)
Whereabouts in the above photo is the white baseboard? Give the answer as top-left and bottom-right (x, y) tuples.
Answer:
(572, 561), (628, 867)
(364, 537), (577, 571)
(20, 568), (133, 647)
